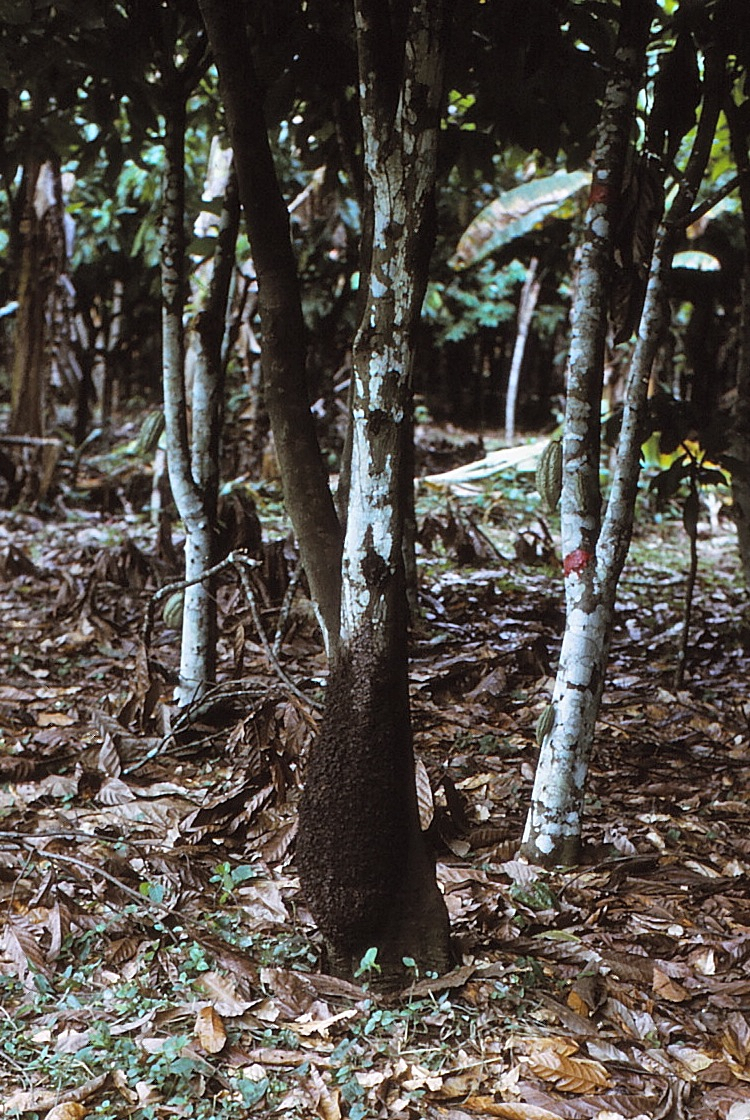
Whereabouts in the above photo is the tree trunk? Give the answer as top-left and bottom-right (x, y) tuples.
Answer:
(521, 0), (653, 866)
(296, 0), (451, 980)
(521, 21), (725, 866)
(161, 90), (234, 707)
(505, 256), (540, 443)
(196, 0), (343, 652)
(10, 159), (66, 437)
(725, 97), (750, 594)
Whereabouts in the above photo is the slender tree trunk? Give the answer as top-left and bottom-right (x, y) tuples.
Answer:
(296, 0), (451, 979)
(197, 0), (343, 652)
(505, 257), (540, 443)
(183, 159), (241, 689)
(521, 25), (725, 866)
(10, 160), (66, 437)
(161, 90), (231, 707)
(521, 0), (653, 865)
(725, 98), (750, 593)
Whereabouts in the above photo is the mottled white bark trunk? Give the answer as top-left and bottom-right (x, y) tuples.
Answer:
(296, 0), (451, 978)
(505, 257), (540, 444)
(523, 230), (672, 864)
(343, 0), (445, 643)
(522, 20), (723, 865)
(521, 4), (652, 865)
(162, 109), (236, 706)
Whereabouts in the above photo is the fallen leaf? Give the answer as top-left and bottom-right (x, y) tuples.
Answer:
(194, 1005), (227, 1054)
(463, 1098), (561, 1119)
(653, 966), (690, 1002)
(43, 1106), (87, 1120)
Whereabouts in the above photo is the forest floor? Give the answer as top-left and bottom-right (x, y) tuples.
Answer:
(0, 430), (749, 1120)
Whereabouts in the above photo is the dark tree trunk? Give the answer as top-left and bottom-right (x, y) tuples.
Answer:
(10, 159), (66, 437)
(196, 0), (343, 652)
(725, 96), (750, 594)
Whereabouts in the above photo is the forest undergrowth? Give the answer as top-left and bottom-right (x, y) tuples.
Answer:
(0, 442), (749, 1120)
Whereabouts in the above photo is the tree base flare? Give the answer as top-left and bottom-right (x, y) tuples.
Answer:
(297, 637), (451, 980)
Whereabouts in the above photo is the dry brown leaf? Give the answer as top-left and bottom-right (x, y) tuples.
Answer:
(194, 1005), (227, 1054)
(415, 756), (435, 829)
(97, 731), (122, 778)
(523, 1049), (610, 1093)
(653, 966), (690, 1002)
(307, 1066), (342, 1120)
(292, 1008), (357, 1037)
(463, 1097), (562, 1118)
(3, 916), (50, 983)
(43, 1106), (87, 1120)
(197, 971), (253, 1016)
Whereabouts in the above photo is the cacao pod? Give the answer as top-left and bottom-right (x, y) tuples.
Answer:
(162, 590), (184, 629)
(136, 410), (165, 456)
(536, 439), (563, 511)
(535, 702), (556, 746)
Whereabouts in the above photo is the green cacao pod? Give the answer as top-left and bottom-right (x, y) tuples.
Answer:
(162, 590), (184, 629)
(536, 439), (563, 511)
(136, 410), (165, 456)
(535, 702), (556, 746)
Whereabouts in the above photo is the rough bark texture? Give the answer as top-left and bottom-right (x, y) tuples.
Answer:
(297, 634), (449, 976)
(521, 21), (725, 866)
(197, 0), (343, 651)
(297, 0), (451, 977)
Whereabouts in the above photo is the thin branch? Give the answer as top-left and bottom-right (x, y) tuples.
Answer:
(675, 172), (744, 229)
(272, 560), (304, 658)
(142, 548), (260, 648)
(233, 554), (323, 710)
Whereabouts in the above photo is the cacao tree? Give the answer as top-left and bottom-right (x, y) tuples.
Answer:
(521, 1), (732, 865)
(199, 0), (451, 977)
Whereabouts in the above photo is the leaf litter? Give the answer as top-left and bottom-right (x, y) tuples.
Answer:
(0, 472), (749, 1119)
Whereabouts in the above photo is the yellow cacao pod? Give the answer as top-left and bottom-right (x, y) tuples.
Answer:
(536, 439), (563, 511)
(162, 590), (184, 629)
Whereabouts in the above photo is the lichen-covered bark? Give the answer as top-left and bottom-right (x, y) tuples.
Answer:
(182, 160), (240, 697)
(297, 0), (451, 977)
(521, 0), (652, 866)
(522, 20), (725, 866)
(161, 93), (227, 706)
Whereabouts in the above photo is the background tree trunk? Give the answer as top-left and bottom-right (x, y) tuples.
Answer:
(505, 256), (540, 443)
(726, 97), (750, 594)
(10, 159), (66, 438)
(161, 85), (227, 707)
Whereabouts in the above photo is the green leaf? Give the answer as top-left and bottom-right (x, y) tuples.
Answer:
(672, 250), (720, 272)
(354, 946), (380, 977)
(449, 169), (590, 270)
